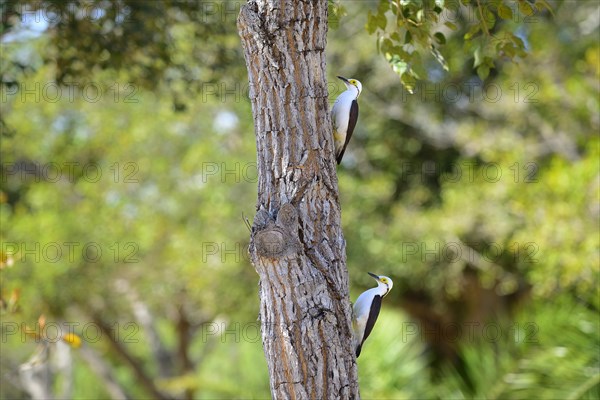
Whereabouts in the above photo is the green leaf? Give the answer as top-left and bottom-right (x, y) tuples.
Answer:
(464, 24), (481, 40)
(498, 4), (514, 20)
(474, 45), (484, 67)
(518, 0), (534, 16)
(445, 21), (458, 30)
(484, 7), (496, 30)
(378, 0), (390, 13)
(500, 42), (516, 58)
(377, 13), (387, 30)
(393, 45), (410, 59)
(400, 72), (417, 94)
(477, 64), (490, 80)
(405, 30), (412, 44)
(434, 32), (446, 45)
(367, 12), (387, 34)
(509, 34), (528, 57)
(381, 38), (394, 54)
(387, 54), (409, 79)
(477, 55), (495, 79)
(366, 11), (377, 34)
(327, 2), (344, 29)
(431, 46), (449, 71)
(410, 53), (426, 79)
(535, 0), (555, 16)
(445, 0), (460, 11)
(416, 9), (424, 22)
(511, 34), (525, 49)
(366, 10), (387, 34)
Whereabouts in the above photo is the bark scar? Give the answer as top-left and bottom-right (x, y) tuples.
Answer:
(252, 203), (301, 259)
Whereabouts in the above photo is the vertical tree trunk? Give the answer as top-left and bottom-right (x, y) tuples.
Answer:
(237, 0), (360, 398)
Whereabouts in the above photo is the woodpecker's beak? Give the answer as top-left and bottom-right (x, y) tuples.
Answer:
(337, 76), (350, 84)
(367, 272), (380, 280)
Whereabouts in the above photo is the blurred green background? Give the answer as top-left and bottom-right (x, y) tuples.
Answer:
(1, 0), (598, 399)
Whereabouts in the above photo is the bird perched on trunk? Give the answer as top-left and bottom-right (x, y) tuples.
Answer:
(352, 272), (393, 357)
(331, 76), (362, 164)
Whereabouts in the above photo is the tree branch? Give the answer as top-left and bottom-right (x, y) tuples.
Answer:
(78, 345), (130, 400)
(91, 313), (169, 400)
(115, 278), (174, 378)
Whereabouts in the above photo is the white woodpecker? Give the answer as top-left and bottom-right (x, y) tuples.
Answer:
(331, 76), (362, 164)
(352, 272), (393, 358)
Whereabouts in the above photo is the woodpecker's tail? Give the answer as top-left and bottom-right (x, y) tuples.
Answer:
(355, 344), (362, 358)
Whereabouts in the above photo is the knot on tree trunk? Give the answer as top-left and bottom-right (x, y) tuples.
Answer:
(253, 203), (301, 259)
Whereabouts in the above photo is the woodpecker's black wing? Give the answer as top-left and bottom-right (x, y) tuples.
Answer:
(336, 99), (359, 164)
(356, 343), (362, 358)
(359, 294), (382, 354)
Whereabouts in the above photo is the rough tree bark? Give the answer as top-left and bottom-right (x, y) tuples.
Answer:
(237, 0), (360, 398)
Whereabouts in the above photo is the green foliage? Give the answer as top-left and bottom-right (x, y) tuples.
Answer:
(332, 0), (599, 307)
(0, 0), (246, 115)
(357, 300), (599, 399)
(333, 0), (598, 396)
(365, 0), (553, 90)
(356, 308), (434, 398)
(436, 299), (600, 399)
(1, 33), (261, 397)
(1, 0), (598, 398)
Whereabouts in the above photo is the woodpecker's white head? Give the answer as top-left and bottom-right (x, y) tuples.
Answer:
(337, 76), (362, 98)
(368, 272), (393, 296)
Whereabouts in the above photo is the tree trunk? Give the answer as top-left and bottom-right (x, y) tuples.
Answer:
(237, 1), (359, 398)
